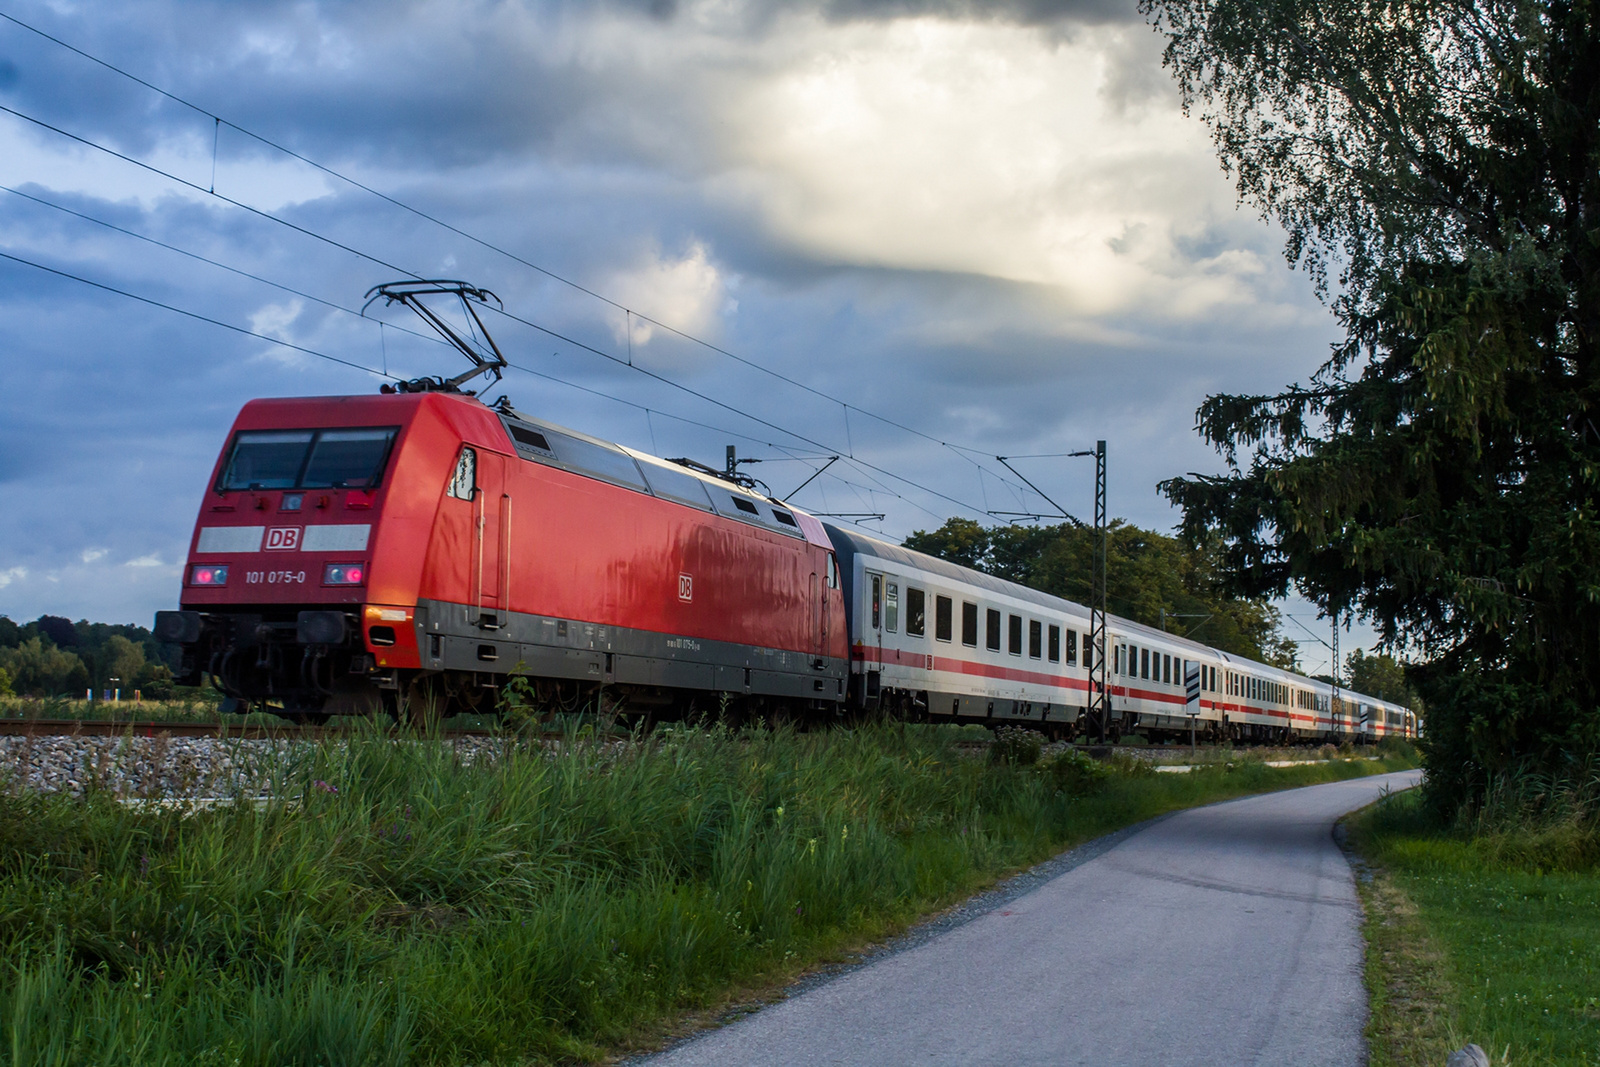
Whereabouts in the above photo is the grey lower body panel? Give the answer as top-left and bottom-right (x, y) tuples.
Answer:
(414, 598), (847, 703)
(908, 683), (1087, 726)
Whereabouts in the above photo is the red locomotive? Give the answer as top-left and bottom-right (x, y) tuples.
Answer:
(154, 388), (848, 721)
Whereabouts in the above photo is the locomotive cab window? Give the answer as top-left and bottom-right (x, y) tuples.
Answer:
(301, 429), (399, 488)
(447, 447), (477, 501)
(986, 608), (1002, 651)
(826, 554), (839, 589)
(962, 602), (978, 646)
(218, 426), (398, 491)
(935, 595), (953, 642)
(906, 587), (925, 637)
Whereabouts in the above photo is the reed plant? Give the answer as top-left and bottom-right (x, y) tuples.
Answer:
(0, 721), (1412, 1065)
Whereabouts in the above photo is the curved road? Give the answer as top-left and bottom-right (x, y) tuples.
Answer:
(642, 769), (1421, 1067)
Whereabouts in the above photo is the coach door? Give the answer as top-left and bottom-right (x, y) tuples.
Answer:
(473, 452), (511, 629)
(810, 571), (823, 663)
(865, 571), (885, 703)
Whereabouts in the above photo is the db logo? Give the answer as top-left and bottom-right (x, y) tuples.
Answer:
(678, 574), (693, 602)
(265, 527), (303, 551)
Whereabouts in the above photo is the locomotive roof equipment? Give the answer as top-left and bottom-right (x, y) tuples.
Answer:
(362, 279), (507, 395)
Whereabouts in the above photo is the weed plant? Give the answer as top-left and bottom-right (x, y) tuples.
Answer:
(0, 722), (1413, 1065)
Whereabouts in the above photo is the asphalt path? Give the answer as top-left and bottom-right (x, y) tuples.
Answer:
(641, 769), (1422, 1067)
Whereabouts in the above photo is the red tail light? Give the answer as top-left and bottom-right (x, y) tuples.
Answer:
(324, 563), (365, 586)
(190, 564), (229, 586)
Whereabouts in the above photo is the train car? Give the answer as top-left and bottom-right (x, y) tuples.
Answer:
(824, 525), (1094, 731)
(154, 390), (849, 721)
(822, 526), (1413, 744)
(1103, 618), (1229, 741)
(824, 527), (1242, 740)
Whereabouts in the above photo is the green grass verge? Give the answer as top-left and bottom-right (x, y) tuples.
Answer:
(0, 723), (1413, 1066)
(1350, 789), (1600, 1066)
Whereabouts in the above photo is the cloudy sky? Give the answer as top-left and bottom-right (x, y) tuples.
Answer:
(0, 0), (1362, 670)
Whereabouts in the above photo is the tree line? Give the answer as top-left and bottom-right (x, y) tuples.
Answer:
(903, 518), (1298, 666)
(0, 615), (181, 700)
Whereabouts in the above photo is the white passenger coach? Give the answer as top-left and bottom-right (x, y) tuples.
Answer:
(822, 526), (1415, 743)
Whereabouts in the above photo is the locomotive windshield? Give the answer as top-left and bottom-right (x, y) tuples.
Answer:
(219, 427), (399, 491)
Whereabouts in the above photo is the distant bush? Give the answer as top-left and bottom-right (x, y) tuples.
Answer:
(989, 725), (1045, 766)
(1376, 735), (1418, 762)
(1103, 751), (1156, 779)
(1037, 748), (1113, 796)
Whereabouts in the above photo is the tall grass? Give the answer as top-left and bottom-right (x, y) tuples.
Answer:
(0, 723), (1412, 1065)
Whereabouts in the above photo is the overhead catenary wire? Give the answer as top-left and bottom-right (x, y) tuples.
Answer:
(0, 8), (1062, 513)
(0, 248), (395, 379)
(0, 238), (907, 509)
(0, 181), (903, 511)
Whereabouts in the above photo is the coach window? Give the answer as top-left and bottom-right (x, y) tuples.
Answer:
(906, 587), (926, 637)
(962, 602), (978, 646)
(986, 608), (1002, 651)
(447, 447), (477, 500)
(935, 595), (953, 642)
(1029, 619), (1042, 659)
(1008, 614), (1023, 656)
(871, 575), (882, 629)
(1164, 654), (1172, 685)
(885, 581), (899, 632)
(1048, 624), (1061, 663)
(1083, 632), (1092, 666)
(1141, 647), (1150, 680)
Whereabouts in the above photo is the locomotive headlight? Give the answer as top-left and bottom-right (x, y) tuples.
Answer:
(190, 564), (229, 586)
(324, 563), (365, 586)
